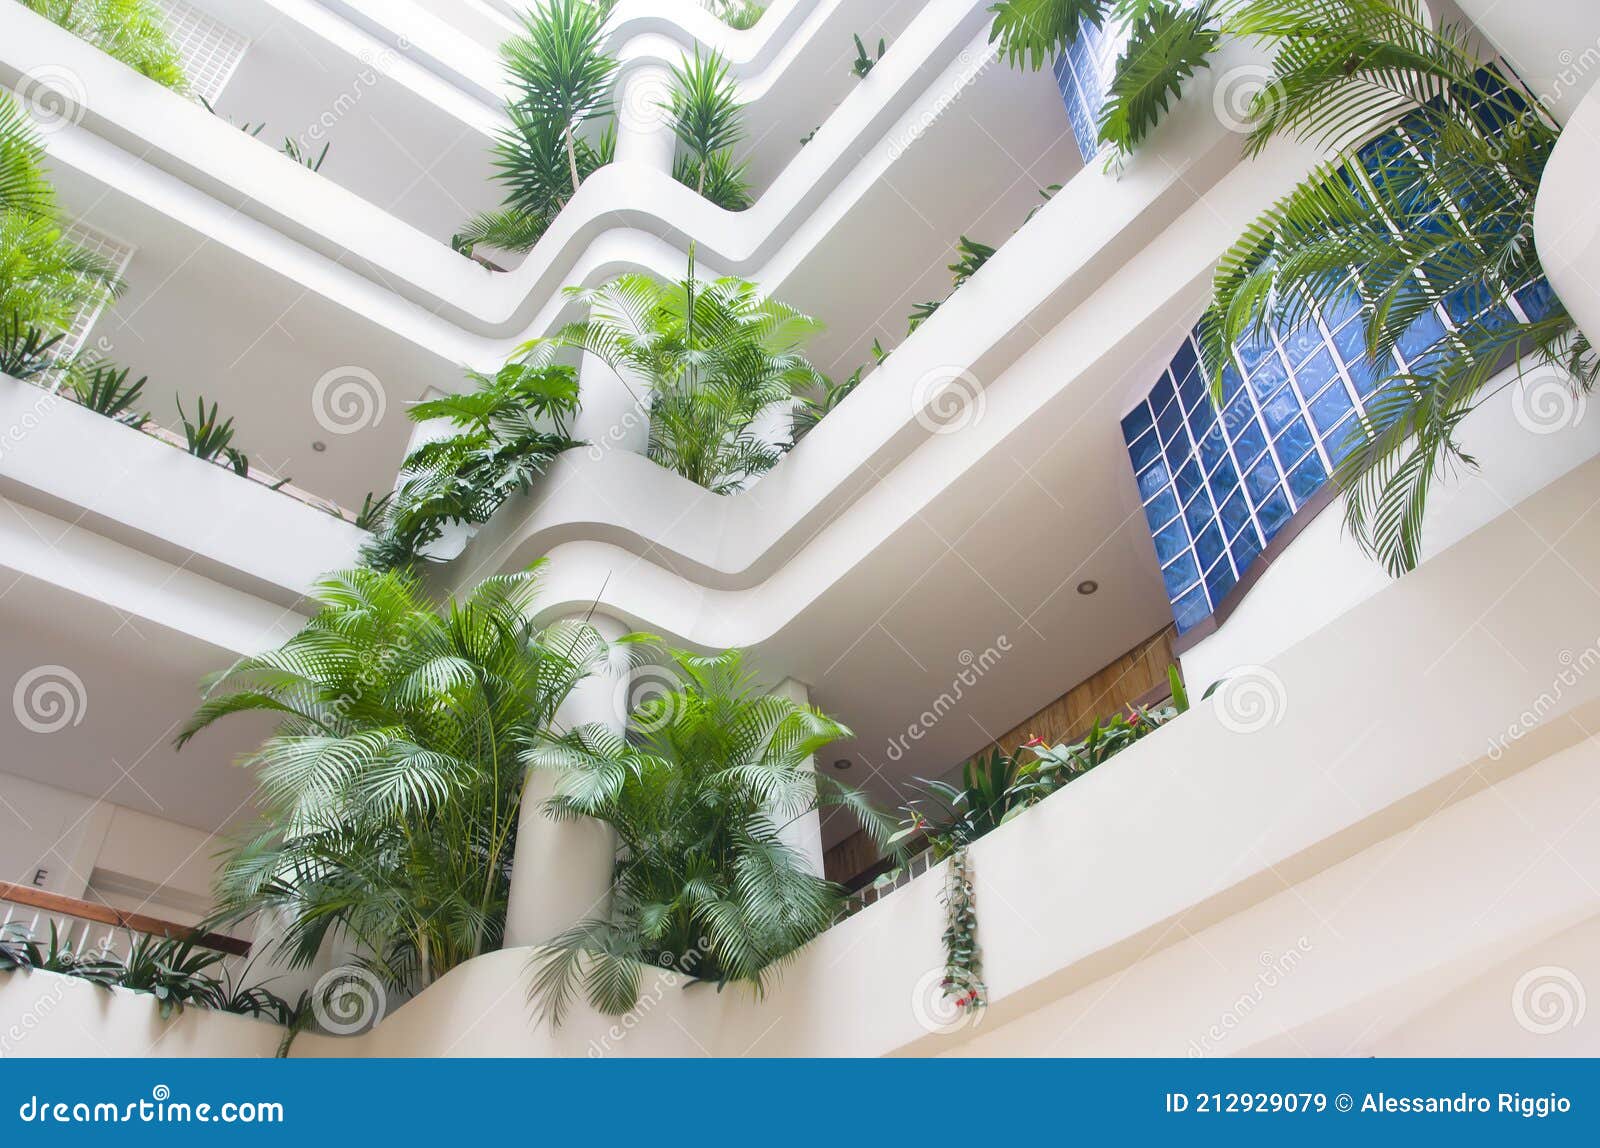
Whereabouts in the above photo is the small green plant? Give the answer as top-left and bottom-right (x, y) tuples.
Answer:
(666, 47), (751, 209)
(907, 236), (995, 334)
(72, 363), (147, 425)
(940, 847), (985, 1014)
(0, 314), (65, 380)
(799, 125), (819, 147)
(108, 933), (228, 1020)
(788, 367), (862, 447)
(281, 138), (330, 172)
(851, 33), (886, 79)
(176, 394), (249, 475)
(352, 489), (394, 532)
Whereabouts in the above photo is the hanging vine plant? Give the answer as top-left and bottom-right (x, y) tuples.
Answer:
(939, 846), (986, 1013)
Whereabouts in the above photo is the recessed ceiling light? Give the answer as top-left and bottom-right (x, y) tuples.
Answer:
(1077, 580), (1099, 595)
(311, 441), (327, 452)
(832, 758), (852, 771)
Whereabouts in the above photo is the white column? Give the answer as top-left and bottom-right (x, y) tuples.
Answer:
(770, 676), (827, 879)
(503, 612), (630, 948)
(1454, 0), (1600, 123)
(613, 62), (679, 173)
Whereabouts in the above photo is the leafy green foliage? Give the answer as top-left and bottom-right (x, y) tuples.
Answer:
(895, 747), (1032, 857)
(176, 394), (249, 475)
(534, 252), (823, 493)
(666, 48), (751, 208)
(462, 0), (617, 255)
(787, 366), (862, 447)
(72, 362), (147, 425)
(940, 848), (985, 1012)
(852, 33), (886, 79)
(1202, 0), (1593, 574)
(524, 647), (893, 1025)
(1099, 1), (1220, 159)
(22, 0), (188, 91)
(176, 564), (614, 994)
(359, 360), (582, 571)
(988, 0), (1110, 71)
(0, 313), (64, 380)
(908, 236), (996, 334)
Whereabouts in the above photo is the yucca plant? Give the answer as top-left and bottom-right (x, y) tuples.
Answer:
(21, 0), (188, 90)
(72, 362), (147, 424)
(359, 360), (582, 571)
(851, 33), (887, 79)
(0, 313), (65, 380)
(666, 47), (751, 209)
(281, 138), (330, 172)
(530, 252), (823, 492)
(176, 393), (248, 474)
(460, 0), (616, 255)
(1201, 0), (1596, 574)
(524, 647), (893, 1025)
(177, 564), (614, 994)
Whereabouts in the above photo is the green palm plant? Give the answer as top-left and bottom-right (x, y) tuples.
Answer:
(176, 564), (614, 993)
(460, 0), (616, 255)
(666, 47), (751, 208)
(1200, 0), (1595, 574)
(529, 252), (823, 492)
(360, 360), (583, 571)
(524, 647), (892, 1025)
(21, 0), (188, 90)
(0, 100), (52, 221)
(787, 366), (862, 447)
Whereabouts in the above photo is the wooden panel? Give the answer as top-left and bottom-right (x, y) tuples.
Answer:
(825, 625), (1180, 887)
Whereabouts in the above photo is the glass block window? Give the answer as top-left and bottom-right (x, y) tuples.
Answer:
(1123, 108), (1548, 635)
(54, 222), (135, 363)
(156, 0), (249, 105)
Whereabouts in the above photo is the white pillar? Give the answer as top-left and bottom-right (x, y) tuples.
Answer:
(574, 350), (651, 461)
(770, 676), (827, 879)
(613, 62), (679, 172)
(1454, 0), (1600, 123)
(503, 612), (630, 948)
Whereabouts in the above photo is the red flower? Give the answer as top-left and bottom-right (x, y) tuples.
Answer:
(1024, 735), (1045, 748)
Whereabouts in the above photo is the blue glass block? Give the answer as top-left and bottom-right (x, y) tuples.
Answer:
(1173, 458), (1203, 504)
(1136, 459), (1171, 500)
(1322, 414), (1359, 466)
(1153, 518), (1190, 566)
(1444, 279), (1495, 323)
(1183, 489), (1215, 536)
(1172, 585), (1212, 634)
(1148, 371), (1175, 417)
(1204, 556), (1237, 606)
(1245, 352), (1289, 401)
(1163, 426), (1194, 471)
(1273, 417), (1315, 470)
(1464, 305), (1516, 336)
(1256, 489), (1293, 539)
(1127, 427), (1162, 471)
(1259, 385), (1301, 435)
(1228, 418), (1267, 466)
(1343, 353), (1388, 397)
(1219, 487), (1251, 539)
(1197, 423), (1228, 472)
(1120, 402), (1153, 444)
(1231, 524), (1263, 572)
(1297, 348), (1336, 395)
(1219, 363), (1245, 401)
(1517, 280), (1557, 322)
(1170, 337), (1198, 383)
(1194, 522), (1225, 572)
(1358, 131), (1406, 177)
(1235, 331), (1278, 373)
(1156, 397), (1185, 445)
(1177, 365), (1207, 412)
(1331, 317), (1366, 364)
(1322, 287), (1362, 330)
(1161, 551), (1200, 598)
(1396, 309), (1447, 364)
(1143, 489), (1179, 532)
(1209, 454), (1238, 496)
(1280, 320), (1328, 368)
(1286, 451), (1327, 507)
(1189, 393), (1218, 435)
(1309, 380), (1353, 433)
(1245, 454), (1281, 504)
(1220, 391), (1254, 439)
